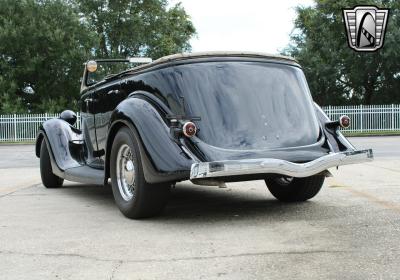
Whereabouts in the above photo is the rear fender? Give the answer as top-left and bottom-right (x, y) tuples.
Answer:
(314, 103), (354, 152)
(106, 97), (194, 184)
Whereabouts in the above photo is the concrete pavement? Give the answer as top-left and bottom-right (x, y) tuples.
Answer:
(0, 137), (399, 279)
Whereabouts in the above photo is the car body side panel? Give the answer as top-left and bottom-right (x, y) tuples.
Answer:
(80, 90), (98, 155)
(92, 80), (124, 156)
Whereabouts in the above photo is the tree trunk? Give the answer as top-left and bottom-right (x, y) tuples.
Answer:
(364, 82), (375, 105)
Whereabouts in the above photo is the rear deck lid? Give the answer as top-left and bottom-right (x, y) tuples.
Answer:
(160, 61), (320, 150)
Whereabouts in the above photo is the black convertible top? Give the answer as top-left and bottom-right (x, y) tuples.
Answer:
(124, 51), (299, 75)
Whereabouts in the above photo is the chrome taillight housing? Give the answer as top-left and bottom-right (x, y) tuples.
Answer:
(182, 122), (197, 137)
(339, 115), (351, 128)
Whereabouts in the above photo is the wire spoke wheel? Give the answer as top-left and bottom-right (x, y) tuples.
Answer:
(116, 144), (136, 201)
(110, 127), (171, 218)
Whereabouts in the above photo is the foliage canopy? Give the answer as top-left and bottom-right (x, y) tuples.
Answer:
(0, 0), (195, 113)
(284, 0), (400, 105)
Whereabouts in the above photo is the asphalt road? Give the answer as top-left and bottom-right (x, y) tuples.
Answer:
(0, 136), (399, 279)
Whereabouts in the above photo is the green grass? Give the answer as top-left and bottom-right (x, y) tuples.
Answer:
(0, 141), (35, 145)
(342, 130), (400, 137)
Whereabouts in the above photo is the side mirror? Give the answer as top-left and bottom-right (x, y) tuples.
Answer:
(60, 110), (77, 125)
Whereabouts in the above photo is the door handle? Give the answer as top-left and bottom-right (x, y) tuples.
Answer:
(84, 98), (93, 107)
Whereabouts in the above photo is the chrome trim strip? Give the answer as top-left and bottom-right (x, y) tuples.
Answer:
(190, 149), (373, 179)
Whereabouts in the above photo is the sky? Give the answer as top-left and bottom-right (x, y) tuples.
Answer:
(169, 0), (315, 54)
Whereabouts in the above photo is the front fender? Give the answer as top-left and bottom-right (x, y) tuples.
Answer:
(107, 97), (193, 183)
(36, 118), (83, 172)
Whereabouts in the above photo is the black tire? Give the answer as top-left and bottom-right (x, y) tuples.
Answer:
(40, 140), (64, 188)
(265, 175), (324, 202)
(110, 127), (170, 219)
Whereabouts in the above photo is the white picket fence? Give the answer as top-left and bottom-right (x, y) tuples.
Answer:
(0, 113), (81, 142)
(322, 104), (400, 133)
(0, 105), (400, 142)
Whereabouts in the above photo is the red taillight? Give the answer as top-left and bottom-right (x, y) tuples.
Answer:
(339, 115), (351, 128)
(182, 122), (197, 137)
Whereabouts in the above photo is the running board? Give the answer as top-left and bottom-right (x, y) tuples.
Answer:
(64, 166), (105, 185)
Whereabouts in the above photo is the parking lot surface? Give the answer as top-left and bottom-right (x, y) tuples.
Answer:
(0, 137), (399, 279)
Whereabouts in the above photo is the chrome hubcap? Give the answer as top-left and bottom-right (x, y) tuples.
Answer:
(116, 144), (135, 201)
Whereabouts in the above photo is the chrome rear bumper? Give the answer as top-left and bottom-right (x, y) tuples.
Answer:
(190, 149), (373, 180)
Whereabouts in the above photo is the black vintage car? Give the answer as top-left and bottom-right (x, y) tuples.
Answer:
(36, 52), (373, 218)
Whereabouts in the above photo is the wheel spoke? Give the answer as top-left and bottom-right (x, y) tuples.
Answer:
(116, 144), (136, 201)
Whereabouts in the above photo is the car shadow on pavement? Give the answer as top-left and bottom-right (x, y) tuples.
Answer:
(59, 182), (115, 206)
(60, 181), (325, 222)
(162, 183), (323, 222)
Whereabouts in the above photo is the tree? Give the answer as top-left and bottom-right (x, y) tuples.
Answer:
(74, 0), (196, 59)
(0, 0), (196, 113)
(0, 0), (95, 113)
(284, 0), (400, 105)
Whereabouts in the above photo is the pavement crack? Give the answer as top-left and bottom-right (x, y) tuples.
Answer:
(0, 183), (41, 198)
(345, 188), (400, 213)
(0, 249), (350, 264)
(365, 163), (400, 174)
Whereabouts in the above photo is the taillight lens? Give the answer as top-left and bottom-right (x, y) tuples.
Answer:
(182, 122), (197, 137)
(339, 115), (350, 128)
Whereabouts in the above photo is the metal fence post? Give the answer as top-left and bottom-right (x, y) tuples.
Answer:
(328, 105), (332, 119)
(13, 114), (17, 141)
(392, 104), (395, 131)
(360, 105), (363, 132)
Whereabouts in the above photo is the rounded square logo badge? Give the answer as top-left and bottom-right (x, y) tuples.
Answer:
(343, 6), (389, 52)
